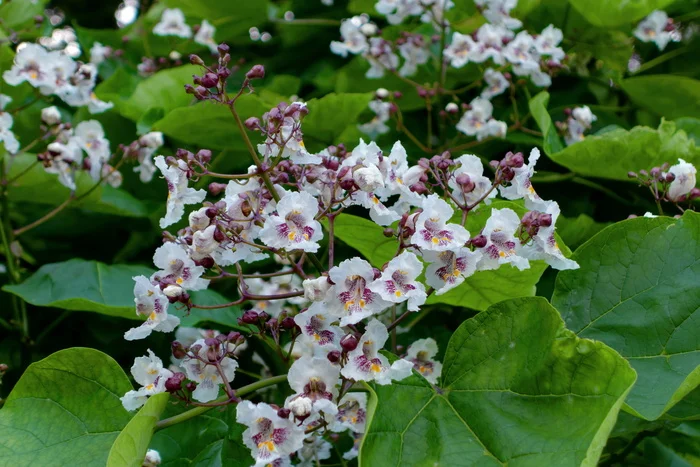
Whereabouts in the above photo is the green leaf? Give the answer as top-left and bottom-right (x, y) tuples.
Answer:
(0, 0), (49, 29)
(2, 259), (152, 319)
(0, 348), (133, 466)
(152, 96), (268, 150)
(150, 409), (253, 466)
(529, 104), (700, 181)
(528, 91), (564, 155)
(675, 118), (700, 146)
(162, 0), (268, 40)
(567, 0), (676, 27)
(332, 213), (398, 269)
(121, 65), (199, 122)
(360, 297), (637, 466)
(621, 76), (700, 120)
(6, 153), (149, 218)
(303, 93), (374, 150)
(557, 214), (611, 250)
(107, 393), (169, 467)
(552, 211), (700, 420)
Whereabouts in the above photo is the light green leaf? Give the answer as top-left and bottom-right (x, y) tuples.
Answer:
(360, 297), (636, 466)
(567, 0), (676, 27)
(6, 153), (149, 218)
(3, 259), (244, 328)
(529, 97), (700, 180)
(621, 76), (700, 120)
(552, 211), (700, 420)
(152, 96), (268, 150)
(0, 348), (133, 466)
(162, 0), (268, 40)
(0, 0), (49, 29)
(107, 393), (169, 467)
(528, 91), (564, 155)
(303, 93), (374, 150)
(675, 118), (700, 146)
(121, 65), (199, 122)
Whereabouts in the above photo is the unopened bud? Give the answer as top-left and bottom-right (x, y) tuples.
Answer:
(246, 64), (265, 80)
(665, 172), (676, 183)
(445, 102), (458, 113)
(627, 171), (637, 179)
(277, 407), (291, 419)
(165, 372), (186, 392)
(240, 310), (260, 324)
(470, 234), (487, 248)
(281, 317), (296, 330)
(340, 334), (359, 352)
(375, 88), (389, 99)
(171, 341), (187, 360)
(327, 350), (341, 363)
(209, 182), (227, 195)
(245, 117), (260, 130)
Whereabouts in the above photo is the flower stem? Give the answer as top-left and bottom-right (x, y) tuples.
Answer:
(155, 374), (288, 431)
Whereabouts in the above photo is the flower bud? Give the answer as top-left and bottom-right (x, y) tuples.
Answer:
(41, 106), (61, 125)
(445, 102), (458, 114)
(217, 43), (230, 55)
(690, 187), (700, 199)
(163, 284), (185, 299)
(171, 341), (187, 360)
(627, 171), (637, 179)
(288, 396), (312, 418)
(665, 172), (676, 183)
(189, 54), (205, 65)
(383, 227), (395, 238)
(213, 227), (226, 243)
(244, 117), (260, 130)
(340, 334), (359, 352)
(246, 64), (265, 80)
(375, 87), (389, 99)
(240, 310), (260, 324)
(196, 149), (212, 164)
(201, 73), (218, 88)
(165, 372), (186, 392)
(353, 165), (385, 192)
(470, 234), (487, 248)
(281, 316), (296, 330)
(185, 381), (197, 392)
(277, 407), (291, 419)
(504, 151), (524, 168)
(455, 173), (475, 193)
(327, 350), (341, 363)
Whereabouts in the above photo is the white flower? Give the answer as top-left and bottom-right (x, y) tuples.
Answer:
(332, 392), (368, 433)
(406, 338), (442, 384)
(375, 0), (423, 24)
(565, 107), (596, 146)
(448, 154), (497, 207)
(330, 16), (371, 57)
(365, 37), (399, 78)
(124, 276), (180, 341)
(0, 113), (19, 154)
(74, 120), (110, 180)
(143, 449), (161, 467)
(444, 32), (477, 68)
(353, 164), (385, 192)
(634, 10), (676, 51)
(411, 194), (470, 251)
(3, 43), (53, 89)
(369, 251), (426, 311)
(456, 97), (496, 140)
(481, 68), (509, 99)
(477, 208), (530, 271)
(534, 25), (565, 63)
(572, 106), (597, 127)
(398, 36), (429, 77)
(521, 201), (579, 270)
(503, 31), (538, 69)
(41, 105), (62, 125)
(667, 158), (697, 201)
(188, 206), (211, 231)
(152, 242), (209, 291)
(44, 140), (82, 190)
(153, 8), (192, 38)
(134, 132), (164, 183)
(302, 277), (332, 302)
(297, 435), (332, 467)
(189, 224), (219, 261)
(471, 24), (512, 64)
(0, 94), (11, 111)
(120, 349), (173, 411)
(294, 303), (343, 351)
(154, 155), (206, 228)
(183, 338), (238, 402)
(423, 247), (482, 295)
(237, 401), (305, 467)
(358, 99), (391, 138)
(194, 20), (218, 53)
(288, 396), (313, 418)
(499, 148), (543, 208)
(327, 257), (387, 326)
(260, 191), (323, 253)
(340, 319), (414, 384)
(480, 0), (522, 29)
(89, 42), (111, 65)
(287, 356), (340, 401)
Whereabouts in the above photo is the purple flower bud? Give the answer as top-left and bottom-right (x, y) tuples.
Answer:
(217, 43), (230, 54)
(240, 310), (260, 324)
(258, 311), (271, 322)
(281, 317), (296, 330)
(246, 64), (265, 80)
(410, 182), (428, 194)
(245, 117), (260, 130)
(339, 178), (356, 191)
(171, 341), (187, 360)
(456, 173), (476, 193)
(227, 331), (242, 343)
(504, 151), (524, 168)
(196, 149), (212, 164)
(189, 54), (205, 66)
(690, 187), (700, 199)
(209, 182), (227, 196)
(277, 407), (291, 419)
(470, 234), (488, 248)
(340, 334), (359, 352)
(639, 169), (648, 176)
(213, 228), (226, 243)
(200, 73), (218, 89)
(650, 167), (661, 178)
(165, 372), (186, 392)
(394, 91), (403, 99)
(327, 350), (341, 363)
(383, 228), (395, 238)
(417, 87), (428, 98)
(539, 213), (553, 227)
(665, 172), (676, 183)
(266, 318), (278, 330)
(627, 171), (637, 178)
(185, 381), (197, 392)
(184, 84), (196, 95)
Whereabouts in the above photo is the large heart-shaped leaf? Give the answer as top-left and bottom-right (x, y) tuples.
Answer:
(107, 393), (170, 467)
(567, 0), (676, 27)
(621, 76), (700, 120)
(0, 348), (133, 466)
(360, 297), (636, 466)
(3, 259), (245, 329)
(552, 211), (700, 420)
(121, 65), (199, 122)
(529, 92), (700, 181)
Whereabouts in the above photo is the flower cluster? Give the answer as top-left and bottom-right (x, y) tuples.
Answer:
(115, 52), (579, 465)
(559, 106), (597, 146)
(3, 43), (112, 113)
(629, 159), (699, 211)
(634, 10), (681, 51)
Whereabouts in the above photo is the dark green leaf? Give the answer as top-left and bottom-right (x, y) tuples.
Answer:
(0, 0), (49, 30)
(107, 393), (170, 467)
(361, 297), (636, 466)
(552, 211), (700, 420)
(528, 91), (564, 155)
(303, 93), (374, 150)
(557, 214), (611, 250)
(0, 348), (133, 466)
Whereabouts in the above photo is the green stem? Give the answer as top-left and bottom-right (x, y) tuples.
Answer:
(633, 46), (690, 75)
(155, 374), (287, 431)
